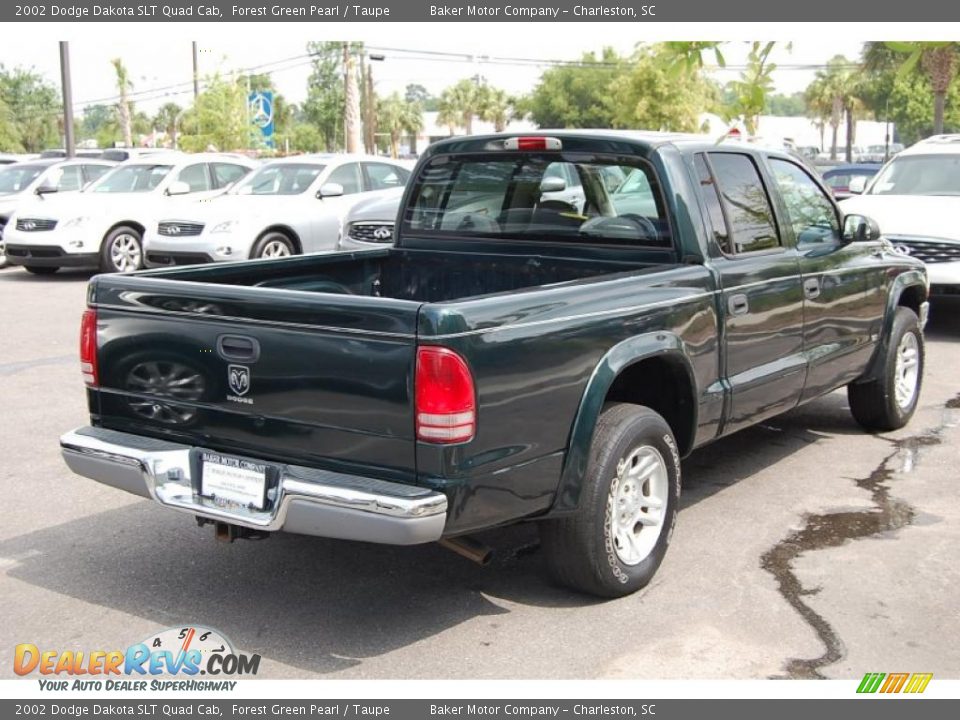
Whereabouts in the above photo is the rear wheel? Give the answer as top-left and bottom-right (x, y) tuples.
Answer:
(848, 307), (923, 431)
(540, 404), (681, 598)
(101, 226), (143, 273)
(252, 231), (296, 259)
(24, 266), (59, 275)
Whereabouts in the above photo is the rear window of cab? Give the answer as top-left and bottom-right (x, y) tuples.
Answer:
(401, 153), (672, 247)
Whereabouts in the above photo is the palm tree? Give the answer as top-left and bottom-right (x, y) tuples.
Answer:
(153, 102), (181, 148)
(479, 87), (512, 132)
(805, 75), (832, 152)
(110, 58), (133, 147)
(376, 93), (424, 158)
(887, 42), (960, 135)
(436, 89), (460, 136)
(810, 56), (860, 161)
(439, 79), (485, 135)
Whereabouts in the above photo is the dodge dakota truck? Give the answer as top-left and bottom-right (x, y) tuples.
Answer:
(60, 132), (929, 597)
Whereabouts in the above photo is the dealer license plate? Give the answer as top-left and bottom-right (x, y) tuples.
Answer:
(200, 452), (268, 510)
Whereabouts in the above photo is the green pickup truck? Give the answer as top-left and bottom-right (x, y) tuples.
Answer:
(61, 132), (929, 597)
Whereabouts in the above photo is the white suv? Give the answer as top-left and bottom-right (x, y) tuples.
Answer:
(4, 153), (255, 274)
(142, 154), (410, 267)
(841, 134), (960, 297)
(0, 158), (115, 268)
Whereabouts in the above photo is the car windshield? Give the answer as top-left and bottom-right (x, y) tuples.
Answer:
(868, 154), (960, 196)
(402, 154), (671, 246)
(235, 163), (325, 195)
(0, 164), (45, 194)
(92, 164), (174, 193)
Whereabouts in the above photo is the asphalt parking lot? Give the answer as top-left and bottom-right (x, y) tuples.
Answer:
(1, 267), (958, 680)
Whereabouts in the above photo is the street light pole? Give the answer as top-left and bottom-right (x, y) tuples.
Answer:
(59, 41), (75, 158)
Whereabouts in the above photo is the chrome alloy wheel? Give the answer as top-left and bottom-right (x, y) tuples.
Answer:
(110, 233), (142, 272)
(125, 360), (206, 425)
(608, 445), (669, 566)
(260, 239), (292, 258)
(894, 331), (920, 410)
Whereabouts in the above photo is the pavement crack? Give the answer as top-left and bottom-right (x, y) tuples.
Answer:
(760, 408), (953, 679)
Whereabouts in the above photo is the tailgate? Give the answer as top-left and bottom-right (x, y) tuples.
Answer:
(90, 276), (421, 481)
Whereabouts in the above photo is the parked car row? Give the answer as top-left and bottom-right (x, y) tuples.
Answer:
(0, 152), (410, 274)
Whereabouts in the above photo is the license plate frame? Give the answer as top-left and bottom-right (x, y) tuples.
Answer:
(193, 450), (275, 511)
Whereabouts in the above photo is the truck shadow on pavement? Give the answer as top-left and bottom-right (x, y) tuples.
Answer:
(1, 391), (879, 677)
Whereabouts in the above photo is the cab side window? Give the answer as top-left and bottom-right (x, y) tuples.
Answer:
(769, 158), (841, 247)
(707, 152), (781, 254)
(53, 165), (84, 192)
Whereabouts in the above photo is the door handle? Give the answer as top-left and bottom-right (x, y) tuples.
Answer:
(727, 294), (749, 316)
(803, 277), (821, 299)
(217, 334), (260, 363)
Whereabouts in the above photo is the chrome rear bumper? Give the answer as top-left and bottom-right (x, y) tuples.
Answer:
(60, 426), (447, 545)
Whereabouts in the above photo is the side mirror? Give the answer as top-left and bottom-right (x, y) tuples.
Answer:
(317, 182), (344, 199)
(842, 214), (881, 243)
(847, 175), (868, 194)
(539, 176), (566, 193)
(35, 183), (58, 196)
(166, 180), (191, 196)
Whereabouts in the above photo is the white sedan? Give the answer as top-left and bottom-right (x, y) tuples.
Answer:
(3, 153), (256, 274)
(142, 154), (411, 267)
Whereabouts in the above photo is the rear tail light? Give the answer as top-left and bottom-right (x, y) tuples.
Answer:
(415, 346), (476, 444)
(80, 308), (98, 387)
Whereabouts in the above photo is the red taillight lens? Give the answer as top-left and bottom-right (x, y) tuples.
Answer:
(80, 308), (98, 387)
(415, 346), (476, 444)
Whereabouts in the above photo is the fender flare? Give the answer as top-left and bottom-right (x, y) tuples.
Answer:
(857, 270), (928, 384)
(550, 332), (698, 514)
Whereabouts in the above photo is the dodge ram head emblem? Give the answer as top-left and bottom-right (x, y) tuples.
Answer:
(228, 364), (250, 396)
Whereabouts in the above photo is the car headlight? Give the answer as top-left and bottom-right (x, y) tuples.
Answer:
(62, 216), (91, 229)
(210, 220), (240, 234)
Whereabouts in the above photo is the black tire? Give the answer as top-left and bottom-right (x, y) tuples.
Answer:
(252, 231), (296, 259)
(848, 307), (924, 431)
(540, 403), (681, 598)
(100, 225), (143, 273)
(24, 265), (59, 275)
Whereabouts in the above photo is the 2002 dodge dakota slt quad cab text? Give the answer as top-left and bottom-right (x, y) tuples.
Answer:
(61, 132), (929, 597)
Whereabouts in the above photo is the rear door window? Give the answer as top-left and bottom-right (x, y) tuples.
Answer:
(51, 165), (84, 192)
(403, 154), (670, 246)
(327, 163), (363, 195)
(81, 164), (112, 184)
(176, 163), (211, 192)
(707, 152), (781, 254)
(211, 163), (249, 189)
(363, 162), (409, 190)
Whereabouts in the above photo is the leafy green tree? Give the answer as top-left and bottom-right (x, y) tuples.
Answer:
(290, 123), (323, 152)
(0, 96), (19, 151)
(376, 93), (424, 157)
(0, 65), (61, 152)
(886, 42), (960, 135)
(303, 42), (347, 151)
(526, 48), (624, 128)
(110, 58), (133, 147)
(609, 46), (716, 132)
(765, 92), (806, 116)
(405, 84), (437, 111)
(178, 74), (251, 152)
(723, 42), (778, 135)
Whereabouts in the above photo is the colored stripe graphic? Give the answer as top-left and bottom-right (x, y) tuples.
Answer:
(857, 673), (885, 693)
(881, 672), (910, 693)
(904, 673), (933, 694)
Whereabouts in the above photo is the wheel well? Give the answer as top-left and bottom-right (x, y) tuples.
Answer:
(897, 284), (925, 316)
(604, 356), (696, 456)
(258, 226), (302, 254)
(104, 221), (145, 241)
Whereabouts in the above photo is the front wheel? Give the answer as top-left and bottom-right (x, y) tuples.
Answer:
(848, 307), (924, 431)
(540, 404), (681, 598)
(100, 226), (143, 273)
(252, 232), (296, 259)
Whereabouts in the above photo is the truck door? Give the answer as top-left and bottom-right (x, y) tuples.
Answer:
(696, 152), (806, 435)
(764, 157), (884, 401)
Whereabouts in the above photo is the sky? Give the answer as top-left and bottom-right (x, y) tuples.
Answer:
(0, 35), (868, 116)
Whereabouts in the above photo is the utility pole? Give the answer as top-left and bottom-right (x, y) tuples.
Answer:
(192, 41), (200, 100)
(59, 42), (75, 157)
